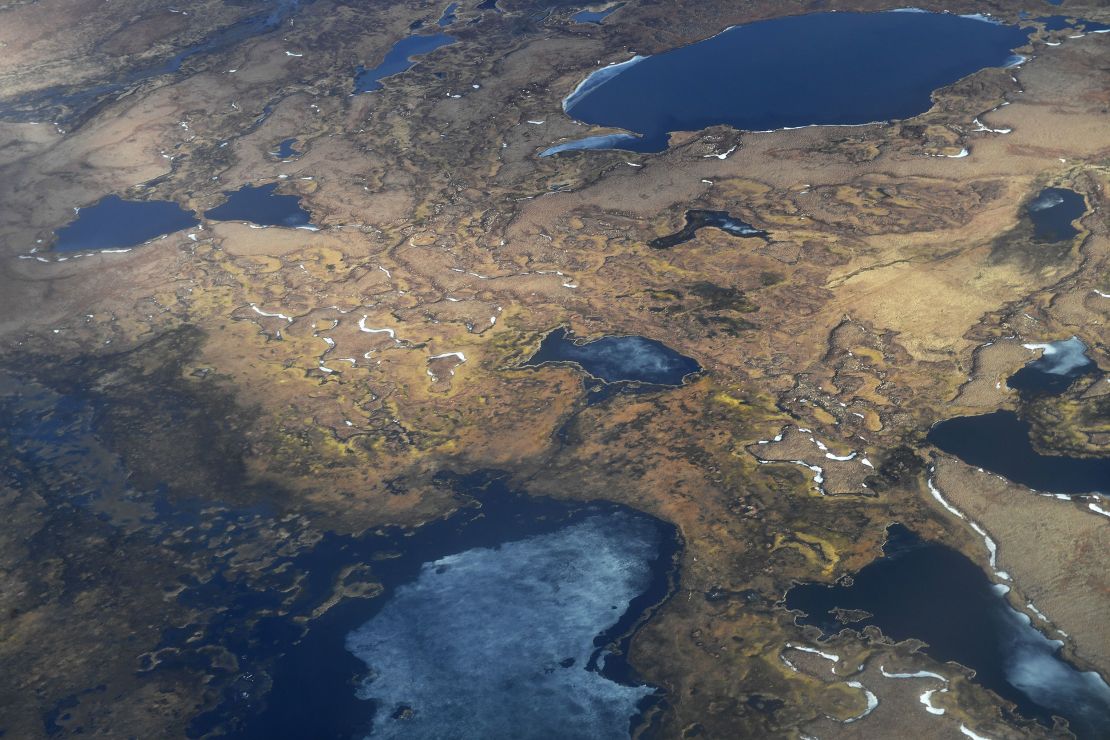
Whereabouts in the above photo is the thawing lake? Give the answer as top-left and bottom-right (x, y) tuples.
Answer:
(203, 183), (313, 228)
(225, 476), (679, 739)
(1007, 337), (1098, 396)
(524, 327), (701, 398)
(548, 10), (1031, 153)
(786, 524), (1110, 739)
(52, 195), (199, 252)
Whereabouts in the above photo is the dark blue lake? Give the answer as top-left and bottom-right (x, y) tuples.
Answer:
(1026, 187), (1086, 243)
(524, 327), (701, 391)
(203, 183), (313, 228)
(786, 524), (1110, 739)
(354, 34), (456, 93)
(650, 209), (767, 249)
(927, 411), (1109, 495)
(51, 195), (199, 252)
(571, 4), (624, 24)
(1007, 337), (1098, 396)
(548, 10), (1031, 154)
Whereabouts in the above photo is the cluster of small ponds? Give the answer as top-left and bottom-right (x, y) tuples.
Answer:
(925, 186), (1103, 499)
(0, 371), (679, 739)
(13, 6), (1110, 738)
(928, 334), (1107, 497)
(8, 357), (1109, 738)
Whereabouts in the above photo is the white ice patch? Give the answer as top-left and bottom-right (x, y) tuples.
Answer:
(358, 316), (397, 339)
(920, 689), (946, 715)
(1088, 502), (1110, 519)
(879, 667), (946, 681)
(703, 145), (737, 160)
(1027, 191), (1065, 212)
(971, 118), (1011, 134)
(250, 304), (294, 323)
(562, 55), (647, 112)
(785, 643), (840, 665)
(843, 681), (879, 722)
(540, 132), (643, 157)
(927, 473), (1007, 579)
(1021, 336), (1091, 376)
(346, 514), (661, 739)
(428, 351), (466, 363)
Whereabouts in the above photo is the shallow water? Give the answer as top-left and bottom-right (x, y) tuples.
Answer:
(1026, 187), (1086, 243)
(437, 2), (458, 27)
(571, 4), (624, 24)
(203, 183), (313, 228)
(1007, 337), (1098, 396)
(354, 33), (456, 93)
(786, 524), (1110, 738)
(51, 195), (199, 252)
(927, 410), (1109, 495)
(524, 328), (701, 387)
(271, 137), (301, 159)
(550, 10), (1031, 153)
(649, 209), (767, 249)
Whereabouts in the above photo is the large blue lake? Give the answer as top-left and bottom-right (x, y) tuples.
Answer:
(548, 10), (1031, 154)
